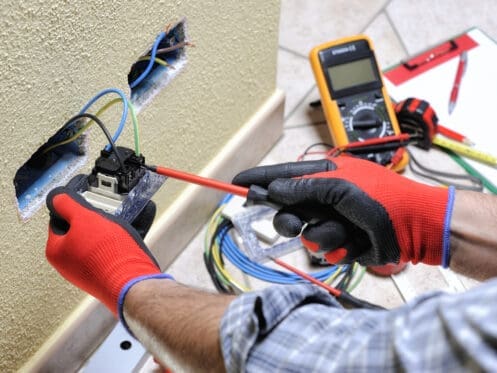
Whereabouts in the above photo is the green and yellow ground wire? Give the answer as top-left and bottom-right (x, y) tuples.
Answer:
(204, 195), (366, 295)
(137, 56), (175, 70)
(42, 98), (141, 156)
(204, 203), (249, 293)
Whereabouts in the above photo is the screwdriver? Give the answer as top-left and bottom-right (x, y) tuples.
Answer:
(145, 165), (279, 208)
(146, 164), (383, 309)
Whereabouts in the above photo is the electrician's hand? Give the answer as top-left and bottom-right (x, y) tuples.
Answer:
(45, 187), (173, 319)
(233, 157), (454, 266)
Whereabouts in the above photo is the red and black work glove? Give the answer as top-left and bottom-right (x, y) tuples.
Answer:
(233, 157), (455, 267)
(45, 187), (173, 330)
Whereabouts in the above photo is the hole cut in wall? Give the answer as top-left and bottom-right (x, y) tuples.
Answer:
(128, 18), (189, 111)
(14, 120), (88, 221)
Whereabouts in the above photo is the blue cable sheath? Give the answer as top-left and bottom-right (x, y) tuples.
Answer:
(79, 88), (129, 151)
(129, 32), (166, 89)
(219, 193), (234, 206)
(224, 234), (338, 283)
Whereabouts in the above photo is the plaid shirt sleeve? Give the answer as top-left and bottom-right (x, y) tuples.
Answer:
(220, 278), (497, 372)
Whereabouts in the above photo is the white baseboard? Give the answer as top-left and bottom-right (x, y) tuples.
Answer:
(21, 89), (285, 373)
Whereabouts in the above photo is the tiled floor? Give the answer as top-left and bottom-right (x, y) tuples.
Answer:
(167, 0), (493, 303)
(140, 1), (495, 370)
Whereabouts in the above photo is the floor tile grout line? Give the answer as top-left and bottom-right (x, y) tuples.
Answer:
(278, 45), (308, 60)
(279, 2), (391, 59)
(283, 83), (316, 122)
(281, 1), (406, 131)
(384, 6), (410, 56)
(360, 0), (392, 33)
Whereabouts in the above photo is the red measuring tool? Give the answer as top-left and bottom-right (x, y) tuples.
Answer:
(394, 98), (438, 149)
(394, 97), (472, 146)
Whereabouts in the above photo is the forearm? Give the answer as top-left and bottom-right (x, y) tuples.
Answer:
(449, 190), (497, 280)
(123, 279), (235, 372)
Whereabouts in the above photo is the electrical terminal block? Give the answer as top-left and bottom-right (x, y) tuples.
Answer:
(71, 146), (166, 222)
(89, 147), (146, 194)
(220, 195), (306, 262)
(250, 219), (279, 244)
(82, 147), (146, 214)
(221, 195), (247, 221)
(222, 195), (282, 244)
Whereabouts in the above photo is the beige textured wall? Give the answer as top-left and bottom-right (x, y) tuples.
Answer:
(0, 1), (280, 371)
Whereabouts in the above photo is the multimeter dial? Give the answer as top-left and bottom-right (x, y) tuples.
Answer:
(341, 95), (395, 142)
(347, 102), (387, 140)
(339, 92), (396, 164)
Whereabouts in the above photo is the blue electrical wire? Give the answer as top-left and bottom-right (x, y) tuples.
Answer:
(129, 32), (166, 89)
(211, 193), (343, 285)
(218, 224), (342, 284)
(220, 193), (234, 205)
(79, 88), (129, 151)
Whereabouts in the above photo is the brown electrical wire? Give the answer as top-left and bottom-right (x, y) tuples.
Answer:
(156, 41), (194, 55)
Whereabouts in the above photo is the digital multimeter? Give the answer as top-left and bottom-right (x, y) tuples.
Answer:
(310, 35), (408, 170)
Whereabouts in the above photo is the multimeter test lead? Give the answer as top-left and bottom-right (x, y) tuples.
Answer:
(340, 133), (413, 150)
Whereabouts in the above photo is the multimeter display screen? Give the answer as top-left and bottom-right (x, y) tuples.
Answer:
(327, 58), (377, 91)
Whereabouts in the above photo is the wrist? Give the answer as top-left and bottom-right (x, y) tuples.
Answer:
(118, 273), (175, 335)
(447, 190), (497, 280)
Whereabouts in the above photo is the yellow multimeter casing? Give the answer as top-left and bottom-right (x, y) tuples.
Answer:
(309, 35), (408, 171)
